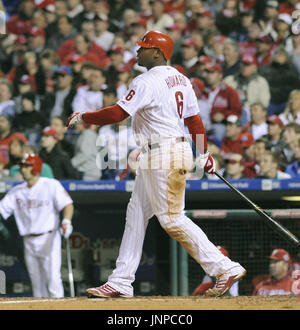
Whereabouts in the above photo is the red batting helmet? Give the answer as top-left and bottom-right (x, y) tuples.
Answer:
(136, 30), (174, 60)
(20, 153), (43, 176)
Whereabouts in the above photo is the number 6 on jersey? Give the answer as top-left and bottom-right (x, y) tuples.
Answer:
(175, 91), (184, 118)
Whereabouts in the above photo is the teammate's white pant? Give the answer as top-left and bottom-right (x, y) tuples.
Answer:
(108, 141), (240, 296)
(23, 230), (64, 297)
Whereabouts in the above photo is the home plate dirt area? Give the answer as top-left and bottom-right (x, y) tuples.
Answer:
(0, 296), (299, 310)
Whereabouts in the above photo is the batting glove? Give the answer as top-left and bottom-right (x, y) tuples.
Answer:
(66, 112), (84, 128)
(196, 151), (216, 174)
(60, 218), (73, 239)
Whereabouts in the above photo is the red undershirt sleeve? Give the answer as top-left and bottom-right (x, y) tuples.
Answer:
(83, 104), (130, 126)
(184, 114), (207, 153)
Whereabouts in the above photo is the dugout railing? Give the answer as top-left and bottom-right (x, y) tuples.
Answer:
(171, 209), (300, 296)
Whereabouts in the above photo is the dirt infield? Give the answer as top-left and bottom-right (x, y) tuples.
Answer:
(0, 296), (299, 310)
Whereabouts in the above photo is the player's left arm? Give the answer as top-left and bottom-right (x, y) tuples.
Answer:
(184, 114), (215, 174)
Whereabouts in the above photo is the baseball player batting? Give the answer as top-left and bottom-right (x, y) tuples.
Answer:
(0, 154), (74, 297)
(66, 31), (246, 298)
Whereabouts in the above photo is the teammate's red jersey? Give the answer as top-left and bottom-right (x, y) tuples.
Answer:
(253, 275), (300, 296)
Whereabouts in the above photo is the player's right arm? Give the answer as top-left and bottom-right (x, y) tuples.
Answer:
(66, 104), (130, 127)
(66, 77), (149, 128)
(0, 191), (15, 220)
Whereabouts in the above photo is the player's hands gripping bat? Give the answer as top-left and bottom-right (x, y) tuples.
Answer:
(60, 218), (73, 239)
(196, 151), (216, 174)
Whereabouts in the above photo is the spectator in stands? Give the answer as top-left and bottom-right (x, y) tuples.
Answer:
(258, 150), (291, 179)
(215, 0), (241, 37)
(253, 248), (300, 296)
(165, 24), (184, 65)
(221, 114), (254, 156)
(190, 77), (211, 131)
(6, 0), (34, 35)
(39, 126), (78, 180)
(9, 143), (54, 180)
(0, 152), (11, 181)
(239, 21), (263, 57)
(72, 65), (106, 113)
(289, 34), (300, 77)
(253, 138), (267, 171)
(221, 38), (241, 78)
(273, 14), (294, 52)
(260, 47), (300, 116)
(207, 137), (222, 156)
(193, 246), (239, 296)
(285, 138), (300, 178)
(32, 10), (48, 33)
(105, 45), (127, 86)
(243, 102), (268, 141)
(193, 8), (216, 36)
(146, 0), (174, 33)
(116, 64), (134, 99)
(265, 115), (285, 153)
(276, 123), (300, 171)
(0, 114), (27, 164)
(122, 9), (141, 35)
(71, 0), (97, 31)
(41, 66), (76, 123)
(93, 14), (114, 52)
(58, 33), (108, 69)
(81, 20), (97, 44)
(230, 9), (255, 42)
(14, 74), (37, 114)
(280, 0), (299, 15)
(46, 15), (77, 51)
(181, 38), (201, 77)
(50, 116), (75, 159)
(255, 33), (273, 68)
(6, 137), (25, 170)
(127, 18), (148, 54)
(194, 55), (213, 84)
(208, 35), (226, 64)
(28, 27), (47, 56)
(224, 53), (271, 125)
(203, 63), (242, 141)
(258, 0), (279, 37)
(223, 153), (246, 179)
(11, 51), (46, 97)
(71, 122), (101, 181)
(0, 79), (16, 117)
(279, 90), (300, 125)
(13, 91), (47, 146)
(97, 119), (137, 180)
(67, 0), (84, 21)
(40, 49), (61, 94)
(242, 140), (257, 178)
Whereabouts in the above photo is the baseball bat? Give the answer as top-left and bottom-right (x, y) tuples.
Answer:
(65, 237), (75, 297)
(214, 172), (300, 249)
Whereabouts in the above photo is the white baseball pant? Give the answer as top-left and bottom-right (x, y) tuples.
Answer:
(107, 139), (240, 296)
(23, 230), (64, 297)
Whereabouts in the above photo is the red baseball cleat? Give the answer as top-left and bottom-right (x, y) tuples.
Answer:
(86, 283), (132, 298)
(205, 266), (246, 297)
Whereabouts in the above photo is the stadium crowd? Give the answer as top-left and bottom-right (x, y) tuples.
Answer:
(0, 0), (300, 181)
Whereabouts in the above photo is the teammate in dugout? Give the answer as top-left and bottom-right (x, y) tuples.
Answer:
(66, 31), (246, 298)
(0, 154), (74, 297)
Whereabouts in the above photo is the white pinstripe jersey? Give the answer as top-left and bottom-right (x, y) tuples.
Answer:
(117, 66), (199, 146)
(0, 177), (73, 236)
